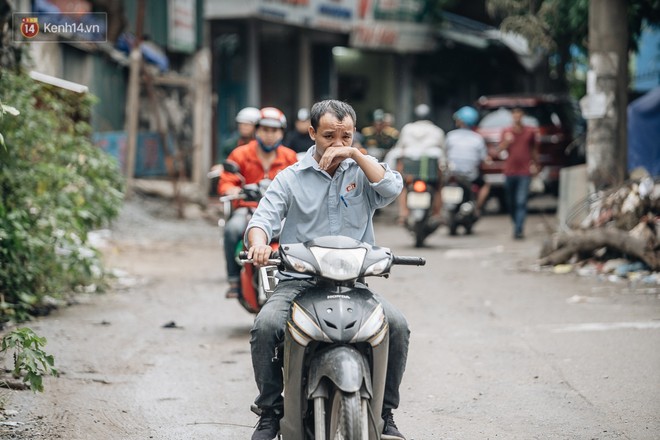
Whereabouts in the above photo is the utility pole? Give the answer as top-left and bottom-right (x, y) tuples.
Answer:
(124, 0), (146, 198)
(581, 0), (628, 190)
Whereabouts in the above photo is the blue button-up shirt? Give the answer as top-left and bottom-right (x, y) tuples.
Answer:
(246, 146), (403, 246)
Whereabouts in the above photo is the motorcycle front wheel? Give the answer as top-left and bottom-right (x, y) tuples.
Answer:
(327, 389), (363, 440)
(413, 222), (427, 248)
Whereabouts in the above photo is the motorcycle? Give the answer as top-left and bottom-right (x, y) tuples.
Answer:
(241, 235), (425, 439)
(216, 162), (279, 314)
(401, 157), (442, 247)
(441, 170), (479, 236)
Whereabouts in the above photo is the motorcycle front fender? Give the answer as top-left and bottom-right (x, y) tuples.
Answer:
(307, 345), (372, 399)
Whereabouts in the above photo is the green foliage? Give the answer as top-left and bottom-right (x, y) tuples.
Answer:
(0, 102), (21, 150)
(488, 0), (660, 54)
(487, 0), (589, 52)
(0, 71), (125, 322)
(1, 328), (57, 392)
(485, 0), (660, 97)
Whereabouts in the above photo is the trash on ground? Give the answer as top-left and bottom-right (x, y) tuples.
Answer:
(539, 176), (659, 284)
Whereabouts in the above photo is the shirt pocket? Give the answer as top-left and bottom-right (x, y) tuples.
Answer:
(341, 192), (370, 229)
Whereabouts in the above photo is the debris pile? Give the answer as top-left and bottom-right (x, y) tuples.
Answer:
(540, 176), (660, 279)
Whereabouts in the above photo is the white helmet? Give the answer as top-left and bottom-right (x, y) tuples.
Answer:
(235, 107), (261, 125)
(297, 107), (310, 121)
(414, 104), (431, 119)
(258, 107), (287, 129)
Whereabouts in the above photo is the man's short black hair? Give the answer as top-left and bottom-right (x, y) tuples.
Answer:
(310, 100), (357, 131)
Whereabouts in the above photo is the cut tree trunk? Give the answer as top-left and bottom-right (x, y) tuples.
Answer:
(539, 228), (659, 270)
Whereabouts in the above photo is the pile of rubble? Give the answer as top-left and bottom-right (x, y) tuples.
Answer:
(539, 176), (659, 283)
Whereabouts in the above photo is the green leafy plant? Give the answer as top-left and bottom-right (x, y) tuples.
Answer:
(1, 328), (57, 392)
(0, 71), (125, 322)
(0, 101), (21, 150)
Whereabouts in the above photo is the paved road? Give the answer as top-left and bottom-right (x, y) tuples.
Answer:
(373, 207), (660, 440)
(3, 199), (659, 439)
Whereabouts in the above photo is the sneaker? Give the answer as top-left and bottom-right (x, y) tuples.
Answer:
(251, 408), (282, 440)
(225, 282), (240, 299)
(382, 409), (406, 440)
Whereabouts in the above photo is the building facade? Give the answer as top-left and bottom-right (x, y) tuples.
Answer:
(205, 0), (535, 162)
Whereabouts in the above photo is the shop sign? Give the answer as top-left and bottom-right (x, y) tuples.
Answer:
(370, 0), (425, 23)
(350, 21), (435, 52)
(168, 0), (196, 53)
(257, 0), (358, 32)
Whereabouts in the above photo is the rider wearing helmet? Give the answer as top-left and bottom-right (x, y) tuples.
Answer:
(361, 108), (399, 159)
(219, 106), (261, 161)
(283, 107), (315, 154)
(445, 105), (490, 216)
(219, 107), (298, 299)
(210, 107), (261, 196)
(384, 103), (446, 224)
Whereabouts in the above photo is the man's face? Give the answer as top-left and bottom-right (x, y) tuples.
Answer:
(238, 122), (256, 138)
(295, 119), (311, 134)
(511, 109), (524, 124)
(256, 125), (283, 145)
(309, 113), (355, 155)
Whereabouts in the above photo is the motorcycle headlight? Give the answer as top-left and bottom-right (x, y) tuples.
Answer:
(351, 304), (386, 346)
(286, 255), (316, 274)
(364, 258), (390, 276)
(290, 304), (331, 346)
(310, 247), (366, 281)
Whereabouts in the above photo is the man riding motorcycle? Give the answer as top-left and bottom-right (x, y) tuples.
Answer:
(245, 100), (410, 440)
(445, 105), (490, 217)
(384, 103), (446, 225)
(218, 107), (298, 299)
(219, 106), (262, 161)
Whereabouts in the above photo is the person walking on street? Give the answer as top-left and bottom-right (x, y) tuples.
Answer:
(245, 99), (410, 440)
(218, 107), (297, 299)
(497, 106), (540, 239)
(445, 105), (491, 217)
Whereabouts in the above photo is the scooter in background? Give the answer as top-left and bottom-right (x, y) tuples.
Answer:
(401, 157), (442, 247)
(441, 171), (479, 236)
(216, 162), (279, 314)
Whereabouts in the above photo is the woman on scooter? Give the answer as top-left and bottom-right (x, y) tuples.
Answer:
(245, 100), (410, 440)
(218, 107), (297, 299)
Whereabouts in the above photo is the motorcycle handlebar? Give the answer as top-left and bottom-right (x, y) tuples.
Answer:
(392, 256), (426, 266)
(239, 250), (424, 267)
(238, 250), (280, 261)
